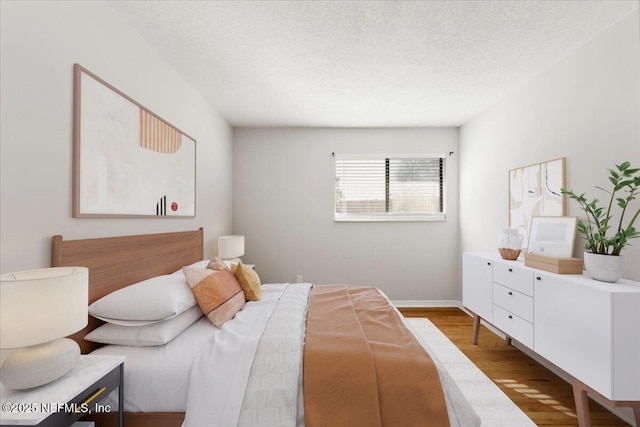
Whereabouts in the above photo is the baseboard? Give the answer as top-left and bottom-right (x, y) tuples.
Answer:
(391, 300), (462, 308)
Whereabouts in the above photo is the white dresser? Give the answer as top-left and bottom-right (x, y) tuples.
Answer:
(462, 252), (640, 426)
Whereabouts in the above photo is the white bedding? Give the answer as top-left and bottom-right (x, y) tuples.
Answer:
(92, 315), (214, 411)
(92, 284), (292, 412)
(238, 284), (311, 426)
(92, 283), (479, 426)
(183, 284), (290, 426)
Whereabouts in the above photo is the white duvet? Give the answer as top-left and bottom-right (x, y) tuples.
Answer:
(94, 284), (480, 427)
(92, 284), (291, 413)
(183, 283), (300, 427)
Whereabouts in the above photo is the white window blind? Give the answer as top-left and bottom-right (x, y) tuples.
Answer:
(334, 154), (446, 221)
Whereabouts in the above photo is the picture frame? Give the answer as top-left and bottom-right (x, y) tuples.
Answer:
(509, 157), (566, 248)
(527, 216), (577, 258)
(73, 64), (196, 218)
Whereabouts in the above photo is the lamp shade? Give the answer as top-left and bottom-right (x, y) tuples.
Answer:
(0, 267), (88, 349)
(218, 235), (245, 259)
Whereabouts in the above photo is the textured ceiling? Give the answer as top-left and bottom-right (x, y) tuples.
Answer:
(109, 1), (639, 127)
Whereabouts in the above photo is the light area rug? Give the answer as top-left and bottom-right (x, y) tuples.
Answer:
(406, 317), (537, 427)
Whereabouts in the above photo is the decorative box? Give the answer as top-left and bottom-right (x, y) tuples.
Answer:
(523, 253), (583, 274)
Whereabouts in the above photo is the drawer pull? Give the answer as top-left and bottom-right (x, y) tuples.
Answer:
(487, 262), (491, 266)
(508, 291), (513, 295)
(508, 268), (513, 272)
(75, 386), (106, 413)
(508, 315), (513, 319)
(536, 276), (541, 281)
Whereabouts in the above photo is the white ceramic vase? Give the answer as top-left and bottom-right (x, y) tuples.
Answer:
(497, 228), (523, 260)
(583, 252), (624, 283)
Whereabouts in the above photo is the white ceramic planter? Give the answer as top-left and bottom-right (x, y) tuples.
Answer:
(583, 252), (624, 283)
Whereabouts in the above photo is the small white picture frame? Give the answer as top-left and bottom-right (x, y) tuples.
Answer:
(527, 216), (577, 258)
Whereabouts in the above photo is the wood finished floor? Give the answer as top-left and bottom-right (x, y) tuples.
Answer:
(399, 307), (630, 427)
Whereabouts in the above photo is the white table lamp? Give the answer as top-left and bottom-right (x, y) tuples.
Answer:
(218, 235), (245, 264)
(0, 267), (88, 389)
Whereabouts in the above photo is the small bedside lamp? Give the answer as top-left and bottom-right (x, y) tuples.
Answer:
(0, 267), (88, 389)
(218, 235), (245, 264)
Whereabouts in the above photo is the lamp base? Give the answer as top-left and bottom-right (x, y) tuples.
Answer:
(0, 338), (80, 389)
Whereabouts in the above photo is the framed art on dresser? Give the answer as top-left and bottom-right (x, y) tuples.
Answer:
(72, 64), (196, 218)
(527, 216), (577, 258)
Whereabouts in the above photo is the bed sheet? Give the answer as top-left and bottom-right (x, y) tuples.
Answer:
(92, 316), (215, 411)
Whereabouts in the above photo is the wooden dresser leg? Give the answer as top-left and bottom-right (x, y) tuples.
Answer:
(505, 336), (513, 346)
(572, 378), (592, 427)
(471, 314), (481, 345)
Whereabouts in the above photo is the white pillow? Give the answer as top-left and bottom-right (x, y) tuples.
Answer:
(85, 306), (203, 346)
(89, 274), (196, 325)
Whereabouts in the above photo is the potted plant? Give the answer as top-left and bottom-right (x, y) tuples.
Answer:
(561, 162), (639, 282)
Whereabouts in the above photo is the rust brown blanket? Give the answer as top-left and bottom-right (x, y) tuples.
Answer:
(303, 285), (450, 427)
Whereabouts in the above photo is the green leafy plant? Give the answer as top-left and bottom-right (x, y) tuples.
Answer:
(561, 162), (640, 256)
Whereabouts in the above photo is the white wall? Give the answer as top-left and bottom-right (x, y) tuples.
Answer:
(460, 12), (640, 281)
(0, 1), (233, 273)
(233, 127), (459, 301)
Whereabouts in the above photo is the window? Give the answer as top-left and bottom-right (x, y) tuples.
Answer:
(334, 154), (446, 221)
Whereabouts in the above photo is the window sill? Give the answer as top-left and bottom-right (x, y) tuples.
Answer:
(334, 214), (446, 222)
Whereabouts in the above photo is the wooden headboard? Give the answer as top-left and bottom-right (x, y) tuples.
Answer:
(52, 228), (204, 354)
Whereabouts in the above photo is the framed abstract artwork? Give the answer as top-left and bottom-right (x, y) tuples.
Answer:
(73, 64), (196, 218)
(509, 157), (566, 248)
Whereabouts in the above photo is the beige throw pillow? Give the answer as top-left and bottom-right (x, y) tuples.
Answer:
(207, 256), (229, 271)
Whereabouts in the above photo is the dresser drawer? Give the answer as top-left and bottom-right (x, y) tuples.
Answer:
(493, 283), (533, 322)
(493, 305), (534, 348)
(493, 263), (533, 296)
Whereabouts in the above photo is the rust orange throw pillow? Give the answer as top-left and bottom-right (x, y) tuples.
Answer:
(183, 268), (245, 328)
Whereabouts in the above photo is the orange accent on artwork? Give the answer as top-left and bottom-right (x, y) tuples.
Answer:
(139, 109), (182, 153)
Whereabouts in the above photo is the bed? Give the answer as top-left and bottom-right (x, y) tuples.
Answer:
(52, 228), (480, 427)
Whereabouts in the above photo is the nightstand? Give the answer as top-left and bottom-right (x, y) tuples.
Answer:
(1, 355), (125, 427)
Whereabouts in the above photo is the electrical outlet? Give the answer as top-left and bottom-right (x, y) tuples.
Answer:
(296, 274), (303, 283)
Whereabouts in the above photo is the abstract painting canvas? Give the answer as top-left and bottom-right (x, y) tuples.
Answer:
(509, 158), (565, 248)
(73, 64), (196, 218)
